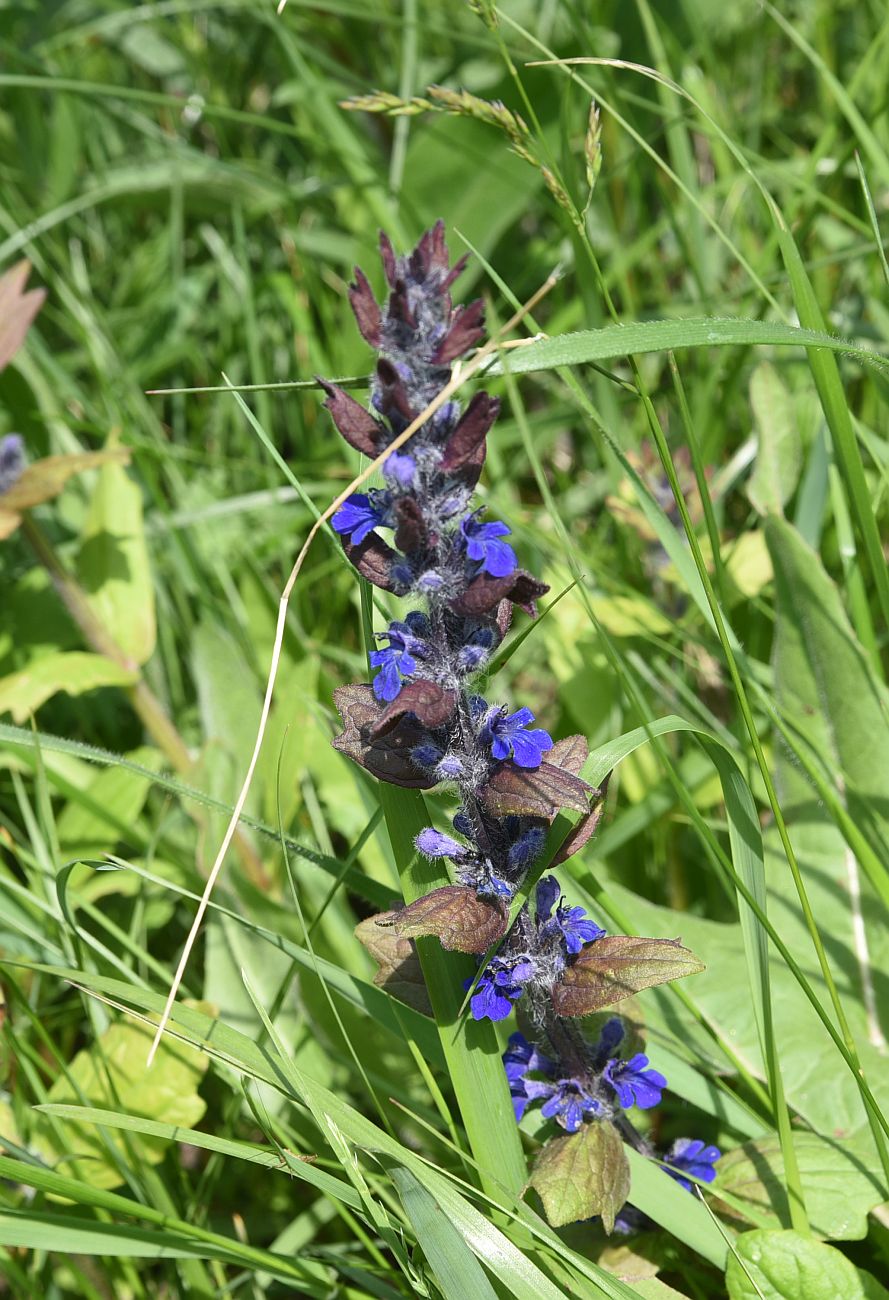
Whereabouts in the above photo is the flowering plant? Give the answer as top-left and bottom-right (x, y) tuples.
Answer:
(324, 223), (717, 1231)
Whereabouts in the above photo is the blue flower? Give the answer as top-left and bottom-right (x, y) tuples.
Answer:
(0, 434), (25, 494)
(460, 515), (517, 578)
(332, 491), (389, 545)
(369, 620), (427, 701)
(592, 1017), (625, 1068)
(502, 1032), (556, 1117)
(527, 1077), (602, 1134)
(465, 956), (534, 1022)
(484, 706), (553, 768)
(382, 452), (416, 486)
(415, 828), (467, 860)
(536, 875), (606, 954)
(664, 1138), (721, 1191)
(604, 1054), (667, 1110)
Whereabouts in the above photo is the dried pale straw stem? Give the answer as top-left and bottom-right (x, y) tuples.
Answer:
(147, 271), (558, 1064)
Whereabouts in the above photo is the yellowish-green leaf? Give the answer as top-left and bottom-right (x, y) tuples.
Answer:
(747, 362), (802, 515)
(33, 1017), (208, 1190)
(530, 1121), (630, 1231)
(0, 652), (137, 723)
(78, 454), (155, 665)
(0, 450), (130, 540)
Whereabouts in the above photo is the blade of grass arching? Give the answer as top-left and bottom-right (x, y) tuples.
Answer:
(0, 722), (391, 907)
(0, 1155), (332, 1292)
(391, 1169), (500, 1300)
(34, 1105), (363, 1209)
(484, 317), (889, 381)
(856, 153), (889, 290)
(357, 583), (527, 1198)
(235, 969), (621, 1300)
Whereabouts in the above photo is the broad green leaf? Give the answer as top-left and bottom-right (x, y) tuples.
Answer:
(766, 514), (889, 849)
(725, 1229), (883, 1300)
(392, 1168), (499, 1300)
(56, 744), (160, 858)
(715, 1132), (886, 1240)
(530, 1122), (630, 1231)
(32, 1017), (207, 1189)
(747, 363), (802, 515)
(78, 454), (155, 665)
(0, 651), (137, 722)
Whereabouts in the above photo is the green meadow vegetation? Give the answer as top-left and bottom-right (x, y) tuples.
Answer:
(1, 1), (889, 1296)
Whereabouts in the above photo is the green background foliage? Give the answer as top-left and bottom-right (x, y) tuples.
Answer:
(1, 0), (888, 1295)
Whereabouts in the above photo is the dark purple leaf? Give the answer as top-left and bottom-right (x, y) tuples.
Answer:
(439, 393), (500, 471)
(496, 600), (513, 640)
(342, 534), (399, 591)
(451, 570), (549, 617)
(393, 496), (427, 553)
(377, 885), (508, 954)
(432, 300), (485, 364)
(349, 267), (381, 348)
(552, 936), (705, 1018)
(332, 683), (436, 789)
(319, 380), (383, 456)
(480, 761), (591, 819)
(376, 358), (415, 423)
(388, 282), (417, 329)
(443, 252), (469, 291)
(370, 679), (457, 737)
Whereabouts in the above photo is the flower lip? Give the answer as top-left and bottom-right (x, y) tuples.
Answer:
(603, 1054), (667, 1111)
(332, 491), (389, 545)
(460, 514), (517, 578)
(369, 619), (428, 701)
(482, 704), (554, 769)
(664, 1138), (721, 1190)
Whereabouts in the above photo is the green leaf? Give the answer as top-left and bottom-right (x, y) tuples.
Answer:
(552, 936), (705, 1018)
(484, 317), (889, 380)
(716, 1132), (886, 1240)
(32, 1017), (207, 1189)
(765, 514), (889, 851)
(747, 363), (802, 515)
(392, 1168), (499, 1300)
(0, 651), (137, 723)
(78, 453), (156, 665)
(530, 1121), (630, 1232)
(0, 450), (130, 539)
(725, 1229), (881, 1300)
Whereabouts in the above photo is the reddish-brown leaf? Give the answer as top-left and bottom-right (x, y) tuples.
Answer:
(439, 393), (500, 471)
(319, 380), (383, 456)
(432, 300), (485, 364)
(480, 761), (591, 819)
(342, 534), (399, 591)
(547, 734), (590, 777)
(552, 935), (705, 1018)
(370, 679), (457, 738)
(332, 683), (436, 788)
(393, 496), (426, 553)
(354, 916), (431, 1015)
(552, 775), (611, 866)
(349, 267), (381, 347)
(0, 261), (46, 373)
(375, 358), (415, 423)
(378, 885), (507, 954)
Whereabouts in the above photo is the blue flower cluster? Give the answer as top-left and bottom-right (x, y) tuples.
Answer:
(327, 224), (719, 1241)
